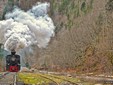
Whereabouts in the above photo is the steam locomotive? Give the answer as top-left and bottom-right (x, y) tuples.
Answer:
(6, 51), (20, 72)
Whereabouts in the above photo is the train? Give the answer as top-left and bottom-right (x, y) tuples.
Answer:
(6, 51), (20, 72)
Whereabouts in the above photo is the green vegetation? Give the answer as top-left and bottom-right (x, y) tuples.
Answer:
(50, 0), (94, 29)
(107, 52), (113, 67)
(89, 0), (94, 9)
(17, 73), (81, 84)
(2, 0), (14, 19)
(47, 74), (81, 83)
(0, 44), (4, 58)
(38, 74), (64, 83)
(81, 0), (87, 14)
(18, 73), (52, 84)
(58, 0), (70, 13)
(0, 16), (2, 20)
(56, 0), (93, 16)
(8, 0), (14, 8)
(18, 73), (97, 85)
(106, 0), (113, 12)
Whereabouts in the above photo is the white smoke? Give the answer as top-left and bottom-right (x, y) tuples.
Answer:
(0, 2), (55, 51)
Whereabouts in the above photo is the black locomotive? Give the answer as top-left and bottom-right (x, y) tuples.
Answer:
(6, 51), (20, 72)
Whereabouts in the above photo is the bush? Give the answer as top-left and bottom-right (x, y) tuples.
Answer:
(106, 0), (113, 12)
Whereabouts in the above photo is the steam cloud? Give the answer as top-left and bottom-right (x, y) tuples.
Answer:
(0, 2), (55, 51)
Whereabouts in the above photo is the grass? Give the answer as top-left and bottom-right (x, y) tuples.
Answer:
(18, 73), (53, 85)
(38, 74), (64, 83)
(17, 72), (81, 84)
(48, 74), (81, 83)
(18, 72), (113, 85)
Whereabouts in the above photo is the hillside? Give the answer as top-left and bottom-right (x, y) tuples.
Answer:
(0, 0), (113, 74)
(41, 0), (113, 73)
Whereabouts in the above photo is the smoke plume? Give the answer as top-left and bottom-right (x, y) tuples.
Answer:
(0, 2), (55, 51)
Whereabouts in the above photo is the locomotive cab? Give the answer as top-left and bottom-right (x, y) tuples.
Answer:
(6, 51), (20, 72)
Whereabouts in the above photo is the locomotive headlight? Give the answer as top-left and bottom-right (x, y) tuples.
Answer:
(11, 57), (16, 61)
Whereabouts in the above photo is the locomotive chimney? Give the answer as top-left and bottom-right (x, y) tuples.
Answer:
(11, 50), (16, 55)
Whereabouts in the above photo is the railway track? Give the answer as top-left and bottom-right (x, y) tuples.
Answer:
(18, 73), (59, 85)
(18, 72), (79, 85)
(37, 74), (59, 85)
(0, 72), (17, 85)
(37, 73), (78, 85)
(48, 75), (78, 85)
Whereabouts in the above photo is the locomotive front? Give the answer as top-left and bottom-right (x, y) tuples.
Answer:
(6, 51), (20, 72)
